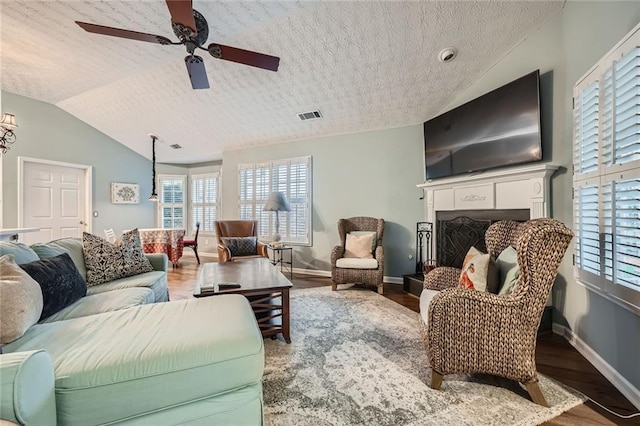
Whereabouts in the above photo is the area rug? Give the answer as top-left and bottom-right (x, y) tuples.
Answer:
(263, 286), (585, 426)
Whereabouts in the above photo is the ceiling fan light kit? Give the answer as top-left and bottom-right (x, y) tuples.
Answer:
(75, 0), (280, 90)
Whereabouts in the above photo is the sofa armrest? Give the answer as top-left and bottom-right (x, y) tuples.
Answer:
(145, 253), (168, 272)
(0, 350), (56, 426)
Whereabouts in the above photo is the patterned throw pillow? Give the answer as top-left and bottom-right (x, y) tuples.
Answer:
(458, 247), (499, 292)
(83, 232), (126, 286)
(120, 229), (154, 277)
(20, 253), (87, 321)
(222, 236), (258, 257)
(497, 246), (520, 295)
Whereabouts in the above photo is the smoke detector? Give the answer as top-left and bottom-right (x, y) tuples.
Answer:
(438, 48), (457, 63)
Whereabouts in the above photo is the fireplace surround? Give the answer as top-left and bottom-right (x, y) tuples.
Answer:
(417, 163), (559, 265)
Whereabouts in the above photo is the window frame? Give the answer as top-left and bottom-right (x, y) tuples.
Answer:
(572, 23), (640, 314)
(156, 174), (186, 229)
(189, 172), (220, 236)
(238, 156), (312, 246)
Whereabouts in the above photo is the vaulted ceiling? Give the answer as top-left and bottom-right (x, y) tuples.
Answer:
(0, 0), (564, 164)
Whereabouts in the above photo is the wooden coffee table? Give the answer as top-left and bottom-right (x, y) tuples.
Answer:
(193, 258), (293, 343)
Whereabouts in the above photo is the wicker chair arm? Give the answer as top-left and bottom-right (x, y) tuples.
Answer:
(423, 267), (461, 291)
(375, 245), (384, 266)
(427, 288), (534, 381)
(331, 245), (345, 267)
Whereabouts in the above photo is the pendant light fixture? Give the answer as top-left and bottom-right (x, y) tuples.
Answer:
(148, 134), (159, 201)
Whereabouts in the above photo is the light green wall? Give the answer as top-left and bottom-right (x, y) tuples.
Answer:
(447, 1), (640, 395)
(1, 91), (156, 235)
(221, 126), (425, 277)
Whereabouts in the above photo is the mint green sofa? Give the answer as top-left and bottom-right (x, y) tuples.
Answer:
(0, 240), (265, 425)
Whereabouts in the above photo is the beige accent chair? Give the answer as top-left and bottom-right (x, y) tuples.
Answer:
(419, 218), (573, 406)
(214, 220), (268, 263)
(331, 217), (385, 294)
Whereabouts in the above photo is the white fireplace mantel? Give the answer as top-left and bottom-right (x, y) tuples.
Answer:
(417, 163), (560, 224)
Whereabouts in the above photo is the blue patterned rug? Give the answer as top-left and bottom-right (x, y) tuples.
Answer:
(263, 286), (585, 426)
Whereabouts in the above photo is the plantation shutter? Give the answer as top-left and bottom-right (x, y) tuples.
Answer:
(190, 173), (219, 234)
(237, 156), (312, 245)
(573, 25), (640, 311)
(158, 176), (185, 229)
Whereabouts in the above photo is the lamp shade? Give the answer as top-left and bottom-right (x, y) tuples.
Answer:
(264, 191), (291, 212)
(0, 113), (17, 129)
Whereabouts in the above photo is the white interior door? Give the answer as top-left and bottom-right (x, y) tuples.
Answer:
(21, 159), (90, 244)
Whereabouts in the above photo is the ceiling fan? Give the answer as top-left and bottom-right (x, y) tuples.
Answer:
(75, 0), (280, 90)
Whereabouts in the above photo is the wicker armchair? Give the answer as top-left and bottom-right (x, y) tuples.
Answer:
(419, 218), (573, 406)
(331, 217), (385, 294)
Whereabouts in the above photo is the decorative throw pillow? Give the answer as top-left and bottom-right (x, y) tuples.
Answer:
(222, 237), (258, 257)
(344, 233), (374, 259)
(0, 254), (44, 344)
(348, 231), (377, 255)
(120, 229), (154, 277)
(83, 232), (127, 286)
(20, 253), (87, 321)
(0, 241), (40, 265)
(497, 246), (520, 295)
(458, 247), (499, 292)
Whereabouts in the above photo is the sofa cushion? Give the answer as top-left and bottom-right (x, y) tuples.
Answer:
(20, 253), (87, 321)
(40, 287), (155, 323)
(0, 242), (39, 265)
(335, 257), (378, 269)
(3, 296), (264, 425)
(85, 270), (168, 302)
(222, 236), (257, 256)
(0, 255), (43, 345)
(30, 238), (87, 280)
(344, 233), (374, 259)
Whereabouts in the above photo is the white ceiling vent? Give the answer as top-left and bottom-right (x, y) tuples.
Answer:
(169, 144), (182, 149)
(298, 110), (322, 121)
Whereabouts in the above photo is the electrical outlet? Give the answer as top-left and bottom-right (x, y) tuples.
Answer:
(408, 254), (413, 260)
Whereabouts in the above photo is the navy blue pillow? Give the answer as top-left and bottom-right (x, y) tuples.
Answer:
(20, 253), (87, 321)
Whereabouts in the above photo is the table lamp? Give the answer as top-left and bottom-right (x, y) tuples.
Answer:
(264, 191), (291, 245)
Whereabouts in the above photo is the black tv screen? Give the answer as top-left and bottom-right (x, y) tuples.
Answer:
(424, 70), (542, 180)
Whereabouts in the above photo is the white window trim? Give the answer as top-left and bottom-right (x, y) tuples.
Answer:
(573, 22), (640, 316)
(156, 174), (187, 229)
(189, 172), (220, 236)
(238, 156), (312, 246)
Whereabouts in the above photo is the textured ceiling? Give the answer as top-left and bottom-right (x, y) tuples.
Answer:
(0, 0), (564, 164)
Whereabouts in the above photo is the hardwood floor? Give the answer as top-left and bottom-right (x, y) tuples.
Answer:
(170, 256), (638, 425)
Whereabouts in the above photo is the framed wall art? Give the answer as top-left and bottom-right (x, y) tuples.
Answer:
(111, 182), (140, 204)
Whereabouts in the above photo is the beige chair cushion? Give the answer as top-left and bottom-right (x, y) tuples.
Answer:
(335, 258), (378, 269)
(0, 255), (44, 345)
(344, 233), (374, 259)
(419, 288), (439, 326)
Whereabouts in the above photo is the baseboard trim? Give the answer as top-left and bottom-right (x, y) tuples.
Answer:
(552, 323), (640, 410)
(290, 268), (402, 285)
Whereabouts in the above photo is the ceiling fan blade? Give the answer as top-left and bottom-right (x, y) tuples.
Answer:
(185, 56), (210, 89)
(76, 21), (172, 44)
(166, 0), (196, 34)
(207, 43), (280, 72)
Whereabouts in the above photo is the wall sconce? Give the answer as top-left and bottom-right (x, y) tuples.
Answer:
(148, 134), (159, 201)
(0, 113), (18, 155)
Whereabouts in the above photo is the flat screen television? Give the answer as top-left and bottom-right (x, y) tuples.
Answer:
(423, 70), (542, 180)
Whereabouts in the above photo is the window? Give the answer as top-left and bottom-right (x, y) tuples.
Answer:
(190, 173), (220, 234)
(573, 23), (640, 312)
(158, 175), (186, 229)
(238, 156), (312, 245)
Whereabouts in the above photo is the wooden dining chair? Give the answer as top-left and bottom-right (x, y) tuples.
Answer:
(183, 222), (200, 264)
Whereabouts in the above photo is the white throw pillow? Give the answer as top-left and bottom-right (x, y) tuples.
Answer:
(344, 233), (374, 259)
(0, 254), (44, 345)
(497, 246), (520, 295)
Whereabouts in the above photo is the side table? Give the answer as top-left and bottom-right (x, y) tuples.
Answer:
(267, 245), (293, 280)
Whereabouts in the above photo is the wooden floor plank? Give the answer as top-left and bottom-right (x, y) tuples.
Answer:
(170, 256), (638, 424)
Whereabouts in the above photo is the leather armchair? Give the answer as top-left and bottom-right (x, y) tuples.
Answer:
(214, 220), (268, 263)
